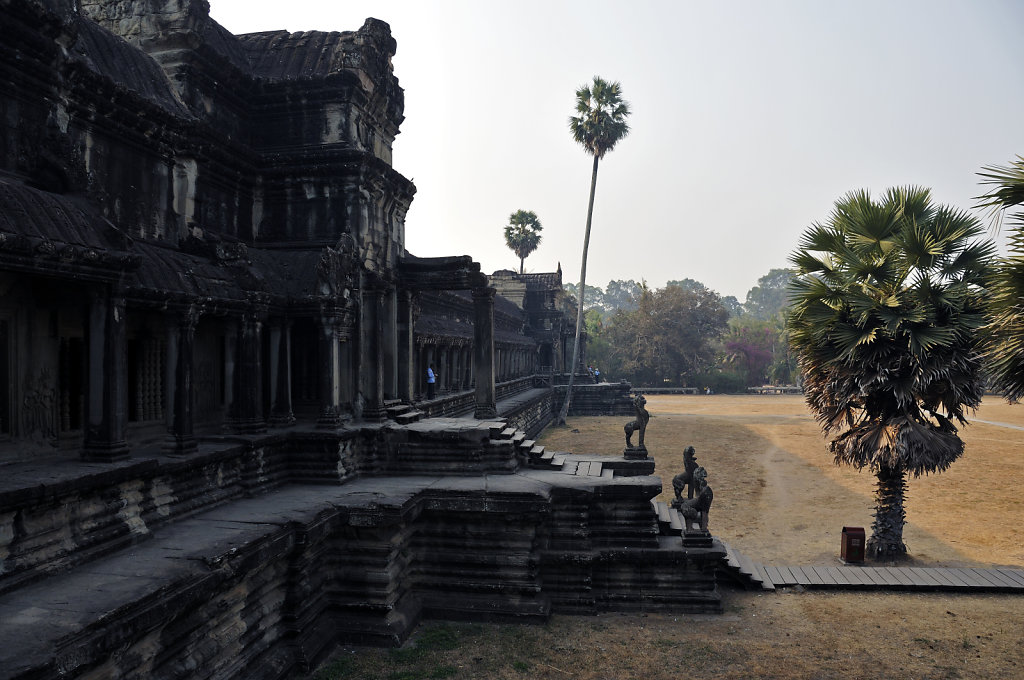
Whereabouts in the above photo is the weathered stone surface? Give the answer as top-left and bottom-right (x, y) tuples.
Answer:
(0, 462), (723, 679)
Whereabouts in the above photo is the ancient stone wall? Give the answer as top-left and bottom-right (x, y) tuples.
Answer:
(6, 466), (723, 679)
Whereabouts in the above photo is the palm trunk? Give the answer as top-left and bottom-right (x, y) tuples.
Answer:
(519, 256), (524, 275)
(867, 464), (908, 560)
(557, 154), (600, 425)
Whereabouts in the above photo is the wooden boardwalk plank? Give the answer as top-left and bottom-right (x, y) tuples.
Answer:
(763, 566), (784, 585)
(834, 567), (864, 586)
(928, 568), (964, 588)
(723, 543), (741, 569)
(824, 566), (850, 586)
(774, 566), (797, 585)
(736, 552), (759, 581)
(889, 568), (917, 588)
(801, 566), (824, 586)
(811, 566), (837, 585)
(668, 509), (683, 532)
(588, 462), (603, 477)
(947, 568), (987, 588)
(996, 568), (1024, 588)
(853, 567), (880, 586)
(907, 567), (944, 589)
(575, 461), (590, 476)
(753, 563), (775, 590)
(968, 568), (1015, 590)
(867, 567), (901, 587)
(788, 566), (812, 585)
(933, 568), (970, 588)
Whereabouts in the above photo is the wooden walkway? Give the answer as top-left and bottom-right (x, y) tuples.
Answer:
(721, 542), (1024, 593)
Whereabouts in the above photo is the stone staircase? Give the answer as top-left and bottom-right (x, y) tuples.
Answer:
(719, 541), (776, 591)
(488, 425), (620, 479)
(385, 399), (425, 425)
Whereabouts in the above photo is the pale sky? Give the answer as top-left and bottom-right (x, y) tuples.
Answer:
(210, 0), (1024, 300)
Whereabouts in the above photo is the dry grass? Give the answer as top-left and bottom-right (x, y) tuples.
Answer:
(311, 396), (1024, 680)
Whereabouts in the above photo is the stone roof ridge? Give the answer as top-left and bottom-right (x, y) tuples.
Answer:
(235, 18), (397, 83)
(70, 15), (190, 116)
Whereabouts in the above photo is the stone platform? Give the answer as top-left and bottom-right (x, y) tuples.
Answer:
(0, 391), (724, 679)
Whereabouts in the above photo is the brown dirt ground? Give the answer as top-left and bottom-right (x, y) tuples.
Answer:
(311, 396), (1024, 680)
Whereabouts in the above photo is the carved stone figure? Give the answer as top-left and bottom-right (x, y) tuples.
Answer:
(672, 445), (699, 500)
(624, 394), (649, 450)
(672, 465), (713, 531)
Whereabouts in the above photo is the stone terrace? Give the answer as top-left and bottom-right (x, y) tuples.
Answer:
(0, 388), (724, 680)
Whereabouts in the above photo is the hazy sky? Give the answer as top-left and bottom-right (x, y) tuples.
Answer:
(210, 0), (1024, 300)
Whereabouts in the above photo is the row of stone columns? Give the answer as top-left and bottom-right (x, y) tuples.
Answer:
(79, 283), (503, 460)
(495, 345), (535, 382)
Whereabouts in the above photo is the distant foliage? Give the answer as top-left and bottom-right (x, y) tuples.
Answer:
(603, 282), (729, 386)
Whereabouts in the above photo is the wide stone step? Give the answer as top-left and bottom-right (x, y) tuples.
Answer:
(395, 410), (424, 425)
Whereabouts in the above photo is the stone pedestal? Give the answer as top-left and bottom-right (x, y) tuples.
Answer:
(623, 446), (648, 460)
(681, 529), (714, 548)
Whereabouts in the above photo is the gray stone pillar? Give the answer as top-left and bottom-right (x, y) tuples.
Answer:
(383, 289), (398, 400)
(82, 286), (129, 461)
(473, 287), (497, 419)
(163, 307), (198, 454)
(398, 291), (414, 402)
(227, 311), (266, 434)
(317, 314), (342, 428)
(361, 288), (386, 421)
(269, 319), (295, 426)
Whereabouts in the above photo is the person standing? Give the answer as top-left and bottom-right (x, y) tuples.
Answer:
(426, 364), (437, 400)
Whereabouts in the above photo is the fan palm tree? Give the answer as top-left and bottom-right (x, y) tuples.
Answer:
(977, 155), (1024, 400)
(504, 209), (543, 274)
(557, 76), (631, 425)
(787, 187), (994, 560)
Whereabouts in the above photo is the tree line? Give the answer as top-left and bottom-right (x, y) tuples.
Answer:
(568, 268), (798, 392)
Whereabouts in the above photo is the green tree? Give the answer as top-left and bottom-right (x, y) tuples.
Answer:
(557, 76), (631, 425)
(606, 283), (728, 386)
(504, 209), (543, 274)
(977, 155), (1024, 400)
(788, 187), (993, 560)
(743, 268), (794, 320)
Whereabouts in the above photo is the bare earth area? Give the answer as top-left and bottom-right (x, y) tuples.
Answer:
(312, 396), (1024, 680)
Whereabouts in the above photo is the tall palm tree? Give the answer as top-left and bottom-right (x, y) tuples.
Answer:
(788, 187), (994, 560)
(557, 76), (630, 425)
(504, 209), (543, 274)
(977, 155), (1024, 400)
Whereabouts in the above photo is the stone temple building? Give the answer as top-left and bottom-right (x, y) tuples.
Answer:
(0, 0), (566, 461)
(0, 2), (726, 678)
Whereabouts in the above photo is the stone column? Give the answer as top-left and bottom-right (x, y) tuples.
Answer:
(163, 307), (198, 454)
(398, 291), (414, 402)
(269, 319), (295, 426)
(473, 287), (497, 419)
(360, 288), (386, 421)
(82, 285), (129, 461)
(227, 311), (266, 434)
(317, 314), (342, 428)
(382, 289), (398, 401)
